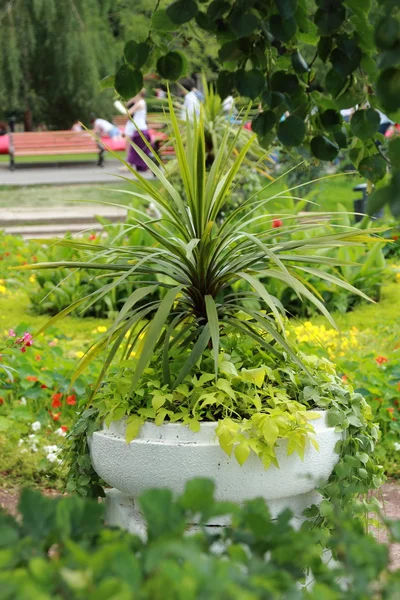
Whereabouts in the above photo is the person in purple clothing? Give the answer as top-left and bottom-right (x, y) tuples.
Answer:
(126, 89), (152, 172)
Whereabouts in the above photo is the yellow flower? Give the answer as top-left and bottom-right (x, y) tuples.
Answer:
(0, 284), (6, 294)
(92, 325), (107, 333)
(0, 278), (4, 284)
(29, 275), (36, 284)
(75, 351), (84, 358)
(396, 272), (400, 282)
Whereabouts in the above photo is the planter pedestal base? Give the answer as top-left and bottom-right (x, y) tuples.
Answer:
(104, 487), (322, 538)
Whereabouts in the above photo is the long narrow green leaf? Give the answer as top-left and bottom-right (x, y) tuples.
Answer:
(205, 295), (220, 378)
(237, 271), (285, 332)
(172, 324), (211, 390)
(229, 306), (314, 381)
(293, 266), (374, 302)
(129, 286), (182, 392)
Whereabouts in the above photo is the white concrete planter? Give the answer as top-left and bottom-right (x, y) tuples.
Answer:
(89, 410), (341, 534)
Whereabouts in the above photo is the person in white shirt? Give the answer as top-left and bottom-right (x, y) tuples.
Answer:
(180, 77), (201, 121)
(90, 115), (120, 139)
(125, 89), (153, 172)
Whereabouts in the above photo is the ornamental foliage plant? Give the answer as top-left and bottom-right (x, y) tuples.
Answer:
(110, 0), (400, 217)
(30, 99), (382, 401)
(27, 100), (384, 502)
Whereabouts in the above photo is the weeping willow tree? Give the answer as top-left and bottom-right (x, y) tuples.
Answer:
(0, 0), (118, 129)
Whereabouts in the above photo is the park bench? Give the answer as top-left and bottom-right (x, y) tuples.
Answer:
(9, 131), (104, 170)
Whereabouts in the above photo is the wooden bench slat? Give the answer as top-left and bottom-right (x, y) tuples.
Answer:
(9, 131), (104, 170)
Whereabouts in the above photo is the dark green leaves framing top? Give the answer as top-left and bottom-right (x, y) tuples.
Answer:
(112, 0), (400, 216)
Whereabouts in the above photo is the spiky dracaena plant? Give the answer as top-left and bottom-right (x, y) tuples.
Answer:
(30, 97), (378, 399)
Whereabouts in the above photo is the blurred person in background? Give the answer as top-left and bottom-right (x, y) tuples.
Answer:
(180, 77), (201, 121)
(90, 114), (120, 139)
(71, 120), (82, 132)
(125, 89), (153, 172)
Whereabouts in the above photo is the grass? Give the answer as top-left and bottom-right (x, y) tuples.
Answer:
(297, 281), (400, 355)
(0, 290), (109, 354)
(0, 182), (137, 208)
(0, 169), (359, 213)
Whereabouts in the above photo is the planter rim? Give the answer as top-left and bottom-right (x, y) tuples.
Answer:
(102, 409), (330, 443)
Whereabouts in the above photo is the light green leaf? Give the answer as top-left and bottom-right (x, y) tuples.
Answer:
(125, 416), (144, 443)
(234, 442), (251, 466)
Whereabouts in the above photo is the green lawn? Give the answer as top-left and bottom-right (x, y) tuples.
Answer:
(0, 182), (137, 208)
(0, 290), (109, 355)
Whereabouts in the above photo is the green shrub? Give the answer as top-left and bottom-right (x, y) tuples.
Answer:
(0, 225), (158, 320)
(0, 479), (399, 599)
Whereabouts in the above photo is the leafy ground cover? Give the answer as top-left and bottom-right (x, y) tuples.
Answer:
(0, 289), (106, 490)
(289, 277), (400, 478)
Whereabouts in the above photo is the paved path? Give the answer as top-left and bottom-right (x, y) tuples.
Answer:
(0, 160), (153, 187)
(0, 204), (128, 238)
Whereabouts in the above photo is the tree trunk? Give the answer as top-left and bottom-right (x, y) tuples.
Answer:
(24, 108), (33, 132)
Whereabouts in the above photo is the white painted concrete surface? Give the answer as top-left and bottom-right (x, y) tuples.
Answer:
(90, 412), (341, 531)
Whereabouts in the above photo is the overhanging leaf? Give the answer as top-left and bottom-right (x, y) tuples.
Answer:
(166, 0), (198, 25)
(115, 65), (143, 100)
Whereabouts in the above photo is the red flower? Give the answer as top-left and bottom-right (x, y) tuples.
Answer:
(0, 398), (4, 405)
(61, 425), (68, 433)
(341, 375), (348, 382)
(375, 356), (388, 365)
(88, 234), (97, 241)
(50, 412), (61, 421)
(393, 235), (399, 241)
(40, 384), (48, 389)
(66, 394), (77, 406)
(272, 219), (283, 229)
(387, 407), (394, 413)
(26, 376), (38, 382)
(35, 355), (41, 361)
(51, 393), (63, 408)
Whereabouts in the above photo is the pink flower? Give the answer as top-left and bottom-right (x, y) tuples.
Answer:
(16, 332), (33, 351)
(8, 329), (16, 337)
